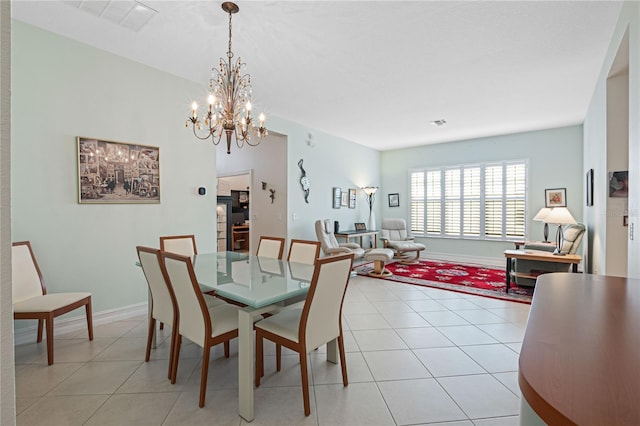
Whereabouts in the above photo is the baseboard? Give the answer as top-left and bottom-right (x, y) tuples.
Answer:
(14, 302), (147, 346)
(420, 252), (504, 269)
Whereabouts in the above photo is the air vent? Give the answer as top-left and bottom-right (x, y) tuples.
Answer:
(64, 0), (158, 32)
(430, 119), (447, 127)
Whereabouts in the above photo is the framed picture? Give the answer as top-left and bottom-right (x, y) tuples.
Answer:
(354, 222), (366, 231)
(586, 169), (594, 206)
(340, 190), (348, 207)
(348, 188), (356, 209)
(388, 193), (400, 207)
(332, 187), (341, 209)
(77, 136), (160, 204)
(545, 188), (566, 208)
(609, 170), (628, 197)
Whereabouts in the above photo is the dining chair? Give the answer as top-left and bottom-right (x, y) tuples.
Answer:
(256, 236), (285, 259)
(12, 241), (93, 365)
(287, 239), (321, 265)
(160, 234), (197, 256)
(254, 252), (354, 416)
(160, 251), (242, 407)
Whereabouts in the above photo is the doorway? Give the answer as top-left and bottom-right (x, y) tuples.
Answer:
(218, 172), (251, 253)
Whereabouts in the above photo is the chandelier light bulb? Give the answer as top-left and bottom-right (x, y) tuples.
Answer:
(246, 101), (252, 111)
(207, 94), (215, 105)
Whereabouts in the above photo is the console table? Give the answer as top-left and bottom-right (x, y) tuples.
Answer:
(335, 229), (378, 248)
(231, 225), (249, 252)
(519, 273), (640, 425)
(503, 249), (581, 293)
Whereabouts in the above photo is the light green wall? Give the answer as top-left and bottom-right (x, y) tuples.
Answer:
(381, 126), (584, 261)
(11, 21), (217, 319)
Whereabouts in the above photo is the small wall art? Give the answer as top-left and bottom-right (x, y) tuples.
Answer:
(341, 190), (348, 207)
(348, 188), (356, 209)
(609, 170), (628, 197)
(77, 136), (160, 204)
(545, 188), (566, 208)
(332, 187), (341, 208)
(388, 193), (400, 207)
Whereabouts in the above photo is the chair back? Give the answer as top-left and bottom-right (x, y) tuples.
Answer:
(137, 246), (175, 325)
(300, 253), (354, 350)
(161, 252), (211, 347)
(381, 218), (410, 241)
(315, 219), (340, 254)
(287, 239), (321, 265)
(11, 241), (45, 303)
(160, 235), (197, 256)
(256, 236), (285, 259)
(560, 223), (586, 254)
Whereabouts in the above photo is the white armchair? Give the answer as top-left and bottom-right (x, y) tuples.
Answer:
(380, 218), (426, 264)
(315, 219), (365, 258)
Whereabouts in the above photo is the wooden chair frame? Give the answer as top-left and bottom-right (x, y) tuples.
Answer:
(257, 236), (285, 259)
(160, 234), (198, 255)
(287, 239), (321, 265)
(12, 241), (93, 365)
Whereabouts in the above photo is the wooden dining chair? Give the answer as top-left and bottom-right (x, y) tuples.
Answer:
(137, 246), (227, 380)
(256, 236), (285, 259)
(254, 252), (354, 416)
(160, 251), (242, 407)
(12, 241), (93, 365)
(160, 234), (197, 256)
(287, 239), (321, 265)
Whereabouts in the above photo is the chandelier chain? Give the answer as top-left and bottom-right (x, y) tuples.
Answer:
(227, 10), (233, 60)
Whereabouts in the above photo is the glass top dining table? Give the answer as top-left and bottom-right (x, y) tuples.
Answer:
(190, 251), (331, 422)
(192, 251), (314, 308)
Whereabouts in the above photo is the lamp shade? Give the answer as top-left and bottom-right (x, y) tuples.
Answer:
(533, 207), (552, 222)
(362, 186), (379, 196)
(544, 207), (576, 225)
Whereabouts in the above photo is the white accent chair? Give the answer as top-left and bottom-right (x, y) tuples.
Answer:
(314, 219), (365, 258)
(12, 241), (93, 365)
(380, 218), (426, 264)
(254, 253), (354, 416)
(161, 251), (242, 408)
(256, 236), (285, 259)
(160, 234), (197, 256)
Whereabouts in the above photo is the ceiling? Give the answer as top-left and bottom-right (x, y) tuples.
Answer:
(12, 1), (623, 151)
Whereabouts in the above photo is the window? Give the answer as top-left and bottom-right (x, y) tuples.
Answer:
(410, 161), (527, 241)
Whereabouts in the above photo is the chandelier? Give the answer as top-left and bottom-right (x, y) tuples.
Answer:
(186, 1), (267, 154)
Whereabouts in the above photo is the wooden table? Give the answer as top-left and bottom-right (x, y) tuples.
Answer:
(519, 273), (640, 425)
(231, 224), (249, 252)
(335, 229), (378, 248)
(503, 249), (581, 293)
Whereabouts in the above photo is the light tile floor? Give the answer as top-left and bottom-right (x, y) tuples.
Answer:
(14, 275), (530, 426)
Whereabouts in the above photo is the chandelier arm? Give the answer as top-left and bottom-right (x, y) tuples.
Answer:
(191, 124), (219, 143)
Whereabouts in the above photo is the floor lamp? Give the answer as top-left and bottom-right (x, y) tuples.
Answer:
(543, 207), (577, 255)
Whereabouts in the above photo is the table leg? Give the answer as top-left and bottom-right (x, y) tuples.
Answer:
(572, 263), (578, 273)
(238, 309), (254, 422)
(505, 257), (512, 293)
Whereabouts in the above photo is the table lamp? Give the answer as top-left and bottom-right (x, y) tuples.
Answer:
(533, 208), (552, 242)
(543, 207), (577, 255)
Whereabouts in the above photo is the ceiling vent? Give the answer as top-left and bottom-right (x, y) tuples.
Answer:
(64, 1), (158, 32)
(430, 119), (447, 127)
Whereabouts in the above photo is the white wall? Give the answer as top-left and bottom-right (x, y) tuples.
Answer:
(11, 21), (217, 320)
(217, 133), (288, 253)
(605, 71), (629, 276)
(0, 2), (15, 423)
(584, 1), (639, 277)
(381, 126), (584, 264)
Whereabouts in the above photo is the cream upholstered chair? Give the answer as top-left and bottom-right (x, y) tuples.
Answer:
(161, 251), (242, 407)
(12, 241), (93, 365)
(160, 234), (197, 256)
(255, 253), (354, 416)
(314, 219), (365, 258)
(287, 239), (321, 265)
(137, 246), (226, 380)
(256, 236), (285, 259)
(380, 218), (426, 264)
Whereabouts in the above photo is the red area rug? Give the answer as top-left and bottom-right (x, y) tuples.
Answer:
(355, 259), (533, 304)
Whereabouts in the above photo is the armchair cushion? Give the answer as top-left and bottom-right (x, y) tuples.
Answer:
(315, 219), (365, 258)
(380, 218), (413, 244)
